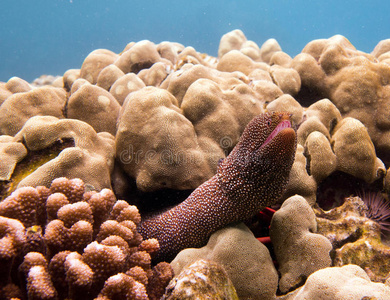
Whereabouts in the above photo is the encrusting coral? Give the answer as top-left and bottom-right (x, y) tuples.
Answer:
(138, 112), (297, 262)
(164, 259), (239, 300)
(0, 177), (173, 300)
(314, 196), (390, 282)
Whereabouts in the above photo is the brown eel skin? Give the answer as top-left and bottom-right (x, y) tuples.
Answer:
(138, 111), (297, 262)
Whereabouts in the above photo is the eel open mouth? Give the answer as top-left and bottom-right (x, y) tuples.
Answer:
(262, 119), (292, 148)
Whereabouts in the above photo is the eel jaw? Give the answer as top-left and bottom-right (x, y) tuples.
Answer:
(252, 116), (297, 170)
(261, 119), (292, 149)
(261, 125), (296, 156)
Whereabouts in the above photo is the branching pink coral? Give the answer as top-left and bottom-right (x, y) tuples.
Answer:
(0, 177), (173, 299)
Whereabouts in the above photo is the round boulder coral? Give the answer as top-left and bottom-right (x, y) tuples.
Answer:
(270, 195), (332, 293)
(116, 86), (215, 192)
(171, 223), (278, 300)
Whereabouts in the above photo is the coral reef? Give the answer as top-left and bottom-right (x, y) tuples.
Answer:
(139, 112), (297, 262)
(0, 116), (115, 199)
(115, 86), (216, 192)
(109, 73), (145, 105)
(1, 29), (390, 298)
(0, 86), (67, 136)
(163, 259), (238, 300)
(0, 136), (27, 182)
(0, 77), (32, 106)
(79, 49), (118, 84)
(171, 223), (278, 300)
(31, 75), (63, 87)
(218, 29), (282, 64)
(292, 35), (390, 165)
(66, 82), (121, 135)
(278, 265), (390, 300)
(315, 196), (390, 282)
(0, 177), (173, 299)
(332, 117), (385, 183)
(282, 98), (385, 206)
(113, 40), (168, 75)
(270, 195), (332, 293)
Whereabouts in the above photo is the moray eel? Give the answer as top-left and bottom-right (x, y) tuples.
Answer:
(138, 112), (297, 262)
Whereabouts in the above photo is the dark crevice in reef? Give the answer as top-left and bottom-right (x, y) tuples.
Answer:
(132, 186), (193, 218)
(277, 275), (308, 296)
(316, 171), (384, 211)
(303, 151), (311, 176)
(0, 138), (75, 200)
(114, 171), (193, 217)
(376, 148), (390, 169)
(294, 85), (328, 108)
(132, 61), (156, 74)
(328, 117), (338, 135)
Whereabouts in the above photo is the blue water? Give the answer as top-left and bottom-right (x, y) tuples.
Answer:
(1, 0), (390, 82)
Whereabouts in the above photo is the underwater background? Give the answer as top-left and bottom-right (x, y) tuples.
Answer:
(1, 0), (390, 82)
(3, 0), (390, 298)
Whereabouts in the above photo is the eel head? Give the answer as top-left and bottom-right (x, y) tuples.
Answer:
(218, 111), (297, 205)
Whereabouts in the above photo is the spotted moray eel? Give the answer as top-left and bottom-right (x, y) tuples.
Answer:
(138, 112), (297, 262)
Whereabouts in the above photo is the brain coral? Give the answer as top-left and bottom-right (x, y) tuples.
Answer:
(0, 177), (173, 300)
